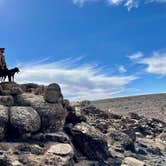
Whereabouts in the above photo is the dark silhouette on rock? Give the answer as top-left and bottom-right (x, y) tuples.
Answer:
(0, 48), (20, 82)
(5, 67), (20, 82)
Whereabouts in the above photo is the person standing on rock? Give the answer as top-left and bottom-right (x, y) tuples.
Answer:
(0, 48), (8, 71)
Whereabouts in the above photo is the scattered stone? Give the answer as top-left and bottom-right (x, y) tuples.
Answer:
(47, 143), (73, 156)
(123, 157), (146, 166)
(158, 132), (166, 144)
(11, 160), (23, 166)
(107, 130), (135, 152)
(17, 143), (45, 155)
(0, 151), (10, 166)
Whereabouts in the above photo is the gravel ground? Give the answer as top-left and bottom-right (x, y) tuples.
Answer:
(92, 93), (166, 122)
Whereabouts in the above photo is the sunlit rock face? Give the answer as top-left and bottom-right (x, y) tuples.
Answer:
(0, 82), (165, 166)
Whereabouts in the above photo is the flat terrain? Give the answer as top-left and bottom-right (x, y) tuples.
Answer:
(92, 93), (166, 122)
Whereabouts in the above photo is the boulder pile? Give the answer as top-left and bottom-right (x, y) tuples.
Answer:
(0, 82), (165, 166)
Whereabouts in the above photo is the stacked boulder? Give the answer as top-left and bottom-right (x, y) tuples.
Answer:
(0, 82), (67, 139)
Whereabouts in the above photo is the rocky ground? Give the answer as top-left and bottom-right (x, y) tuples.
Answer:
(0, 82), (165, 166)
(92, 93), (166, 122)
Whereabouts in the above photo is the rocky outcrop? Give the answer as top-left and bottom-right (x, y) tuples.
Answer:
(0, 82), (165, 166)
(0, 82), (67, 139)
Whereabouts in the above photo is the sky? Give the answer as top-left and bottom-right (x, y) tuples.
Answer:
(0, 0), (166, 100)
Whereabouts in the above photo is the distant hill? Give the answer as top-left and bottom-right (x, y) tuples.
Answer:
(92, 93), (166, 122)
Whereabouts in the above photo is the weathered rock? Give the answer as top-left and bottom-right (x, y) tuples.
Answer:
(0, 82), (19, 90)
(128, 112), (141, 120)
(44, 154), (74, 166)
(158, 132), (166, 145)
(0, 82), (23, 96)
(17, 143), (45, 155)
(10, 87), (23, 96)
(9, 106), (41, 136)
(44, 83), (63, 103)
(11, 160), (23, 166)
(123, 157), (146, 166)
(16, 93), (45, 107)
(146, 146), (162, 155)
(65, 122), (111, 161)
(20, 83), (39, 93)
(36, 103), (66, 132)
(63, 99), (75, 112)
(34, 85), (46, 95)
(122, 128), (136, 142)
(0, 105), (8, 140)
(0, 96), (14, 106)
(107, 130), (135, 152)
(47, 143), (73, 156)
(31, 132), (70, 143)
(0, 151), (11, 166)
(44, 143), (74, 166)
(65, 111), (86, 125)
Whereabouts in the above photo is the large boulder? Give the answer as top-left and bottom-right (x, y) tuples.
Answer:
(9, 106), (41, 136)
(16, 93), (45, 107)
(44, 83), (63, 103)
(65, 122), (111, 161)
(36, 103), (67, 132)
(0, 105), (9, 140)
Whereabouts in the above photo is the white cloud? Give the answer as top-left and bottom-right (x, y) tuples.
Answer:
(15, 59), (137, 100)
(72, 0), (166, 10)
(107, 0), (139, 10)
(118, 65), (127, 73)
(138, 52), (166, 75)
(128, 52), (144, 60)
(73, 0), (99, 6)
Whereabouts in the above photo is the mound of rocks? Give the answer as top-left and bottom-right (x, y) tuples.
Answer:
(0, 82), (165, 166)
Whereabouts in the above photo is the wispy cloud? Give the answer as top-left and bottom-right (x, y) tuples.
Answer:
(72, 0), (166, 10)
(73, 0), (99, 7)
(128, 52), (144, 60)
(15, 58), (137, 100)
(118, 65), (127, 73)
(128, 51), (166, 75)
(138, 51), (166, 75)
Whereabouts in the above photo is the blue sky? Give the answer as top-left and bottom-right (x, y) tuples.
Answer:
(0, 0), (166, 100)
